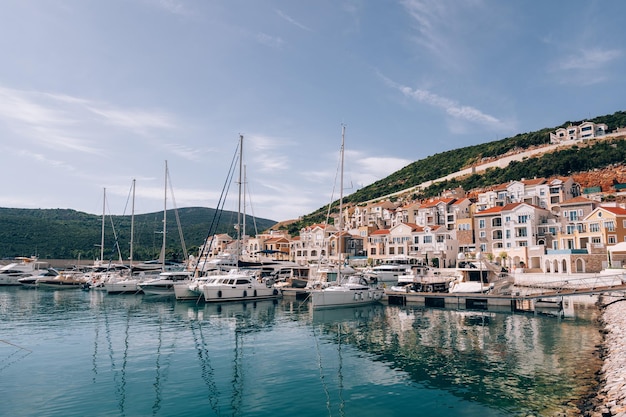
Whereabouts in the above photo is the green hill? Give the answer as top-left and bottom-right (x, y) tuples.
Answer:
(0, 207), (276, 261)
(282, 110), (626, 234)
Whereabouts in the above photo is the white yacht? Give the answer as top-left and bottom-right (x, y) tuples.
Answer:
(0, 257), (49, 286)
(310, 275), (384, 309)
(200, 269), (280, 303)
(18, 268), (60, 288)
(138, 271), (193, 296)
(365, 256), (422, 285)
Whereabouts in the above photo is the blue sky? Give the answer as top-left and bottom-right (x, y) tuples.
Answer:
(0, 0), (624, 223)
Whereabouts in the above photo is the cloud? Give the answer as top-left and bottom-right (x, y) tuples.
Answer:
(400, 0), (485, 67)
(380, 75), (505, 130)
(276, 10), (312, 32)
(256, 33), (284, 49)
(347, 151), (412, 188)
(549, 47), (622, 85)
(145, 0), (194, 17)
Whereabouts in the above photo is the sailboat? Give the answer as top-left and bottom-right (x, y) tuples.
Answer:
(198, 135), (281, 303)
(310, 125), (384, 309)
(138, 162), (192, 296)
(105, 179), (143, 294)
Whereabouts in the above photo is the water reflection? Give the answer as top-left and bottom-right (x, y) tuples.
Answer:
(0, 288), (603, 417)
(309, 303), (601, 416)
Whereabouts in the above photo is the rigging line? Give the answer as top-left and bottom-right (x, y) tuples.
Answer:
(320, 132), (344, 265)
(166, 168), (189, 263)
(194, 141), (239, 275)
(244, 177), (259, 237)
(105, 197), (124, 264)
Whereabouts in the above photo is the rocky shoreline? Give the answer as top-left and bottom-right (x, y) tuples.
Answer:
(581, 297), (626, 417)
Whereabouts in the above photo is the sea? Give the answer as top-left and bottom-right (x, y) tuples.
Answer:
(0, 287), (603, 417)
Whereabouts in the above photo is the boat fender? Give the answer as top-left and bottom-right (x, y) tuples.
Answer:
(354, 292), (359, 301)
(254, 290), (257, 297)
(217, 290), (222, 298)
(243, 290), (247, 297)
(273, 289), (278, 296)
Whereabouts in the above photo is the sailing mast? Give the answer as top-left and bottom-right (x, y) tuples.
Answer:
(129, 179), (135, 268)
(338, 125), (345, 280)
(101, 188), (106, 263)
(236, 135), (243, 264)
(160, 161), (168, 271)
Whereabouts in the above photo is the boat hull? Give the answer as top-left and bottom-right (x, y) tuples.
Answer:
(202, 286), (280, 303)
(310, 288), (384, 309)
(105, 280), (141, 294)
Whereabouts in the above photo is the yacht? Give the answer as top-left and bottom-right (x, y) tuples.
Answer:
(200, 269), (281, 303)
(0, 257), (49, 286)
(18, 268), (60, 288)
(310, 275), (384, 309)
(36, 271), (87, 289)
(137, 271), (193, 296)
(364, 256), (422, 285)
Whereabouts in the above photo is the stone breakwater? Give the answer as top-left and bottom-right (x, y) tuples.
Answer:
(583, 298), (626, 417)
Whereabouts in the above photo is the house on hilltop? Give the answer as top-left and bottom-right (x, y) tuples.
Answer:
(550, 121), (608, 143)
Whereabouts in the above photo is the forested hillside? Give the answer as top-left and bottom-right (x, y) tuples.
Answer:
(0, 207), (276, 261)
(282, 110), (626, 235)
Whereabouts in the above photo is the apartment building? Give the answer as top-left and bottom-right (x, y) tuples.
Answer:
(474, 202), (551, 268)
(550, 121), (608, 143)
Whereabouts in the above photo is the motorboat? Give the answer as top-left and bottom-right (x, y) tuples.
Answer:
(271, 265), (310, 289)
(105, 275), (143, 294)
(137, 271), (193, 296)
(390, 265), (456, 293)
(200, 269), (281, 303)
(448, 258), (506, 293)
(310, 275), (384, 309)
(0, 257), (49, 286)
(364, 256), (422, 285)
(36, 271), (87, 289)
(18, 268), (60, 288)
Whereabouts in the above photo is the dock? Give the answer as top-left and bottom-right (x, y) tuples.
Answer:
(385, 278), (626, 313)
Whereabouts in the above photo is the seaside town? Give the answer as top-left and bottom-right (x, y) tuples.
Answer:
(3, 121), (626, 417)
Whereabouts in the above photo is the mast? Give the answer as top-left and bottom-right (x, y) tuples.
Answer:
(236, 135), (243, 262)
(160, 161), (168, 270)
(129, 179), (135, 268)
(101, 187), (106, 263)
(338, 125), (345, 279)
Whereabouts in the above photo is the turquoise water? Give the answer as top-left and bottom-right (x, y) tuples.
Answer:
(0, 288), (602, 417)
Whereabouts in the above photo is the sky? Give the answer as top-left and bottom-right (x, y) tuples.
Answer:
(0, 1), (625, 223)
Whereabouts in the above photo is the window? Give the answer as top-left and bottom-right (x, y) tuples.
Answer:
(566, 225), (576, 234)
(480, 244), (487, 252)
(592, 237), (601, 244)
(590, 223), (600, 232)
(608, 235), (617, 244)
(518, 215), (529, 224)
(493, 230), (502, 240)
(506, 230), (511, 239)
(370, 248), (376, 255)
(414, 236), (419, 244)
(604, 221), (615, 232)
(479, 219), (485, 229)
(479, 231), (486, 238)
(423, 236), (432, 243)
(517, 241), (528, 247)
(437, 236), (445, 243)
(516, 228), (528, 237)
(492, 218), (502, 227)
